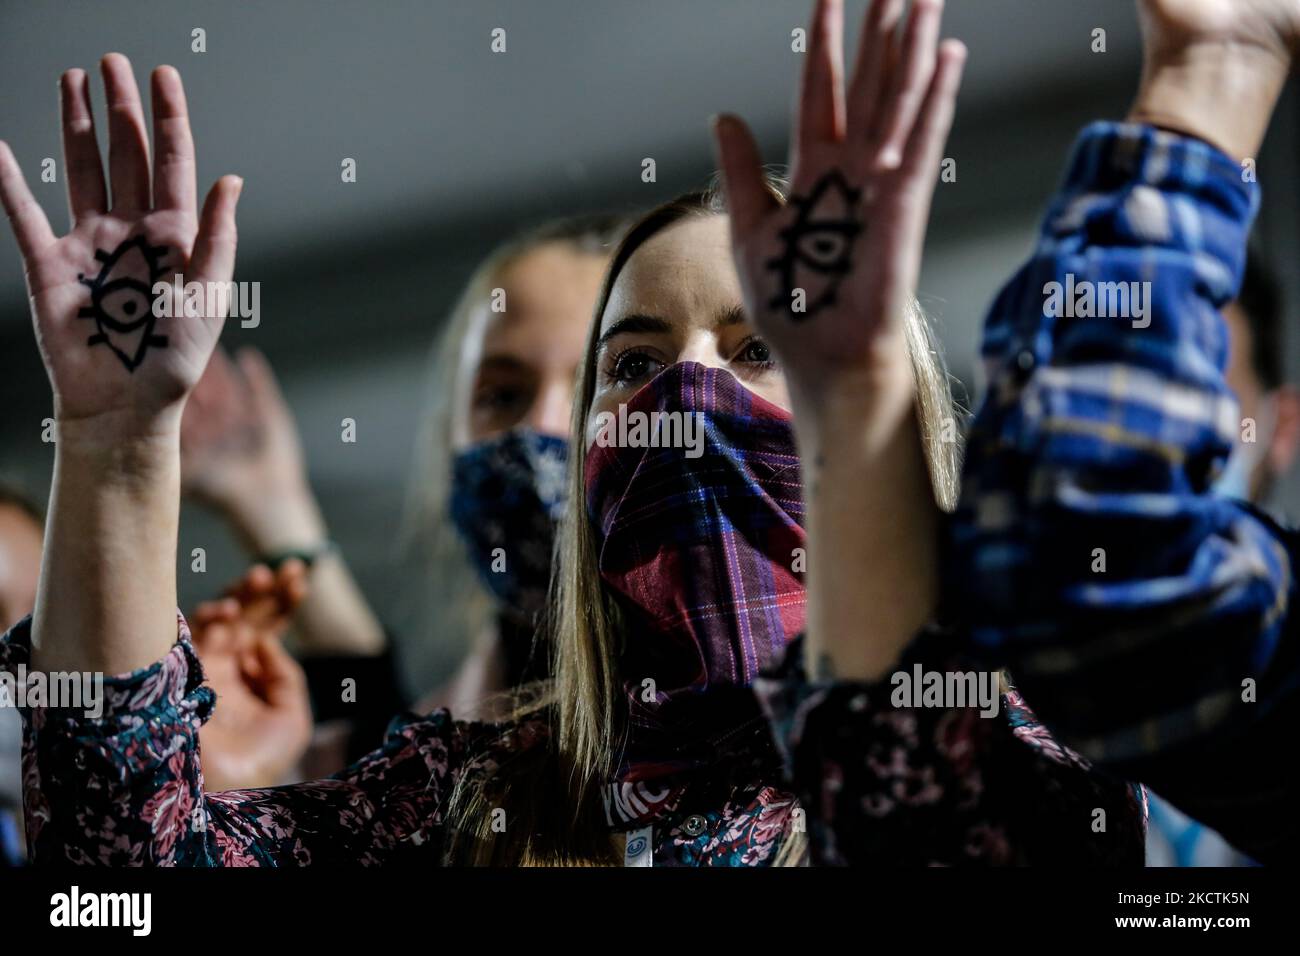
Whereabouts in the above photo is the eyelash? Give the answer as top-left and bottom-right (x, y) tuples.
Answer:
(735, 336), (776, 370)
(605, 346), (660, 385)
(602, 336), (776, 386)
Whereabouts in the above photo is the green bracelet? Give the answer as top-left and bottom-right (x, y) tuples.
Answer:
(257, 540), (336, 570)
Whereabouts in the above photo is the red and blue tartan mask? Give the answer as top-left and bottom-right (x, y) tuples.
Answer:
(585, 361), (807, 777)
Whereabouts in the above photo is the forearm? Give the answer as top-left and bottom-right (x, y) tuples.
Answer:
(32, 414), (182, 675)
(222, 484), (386, 656)
(293, 557), (387, 655)
(791, 350), (940, 683)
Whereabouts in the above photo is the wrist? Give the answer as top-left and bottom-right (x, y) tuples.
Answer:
(1130, 43), (1289, 160)
(55, 414), (181, 484)
(226, 483), (328, 556)
(788, 362), (917, 453)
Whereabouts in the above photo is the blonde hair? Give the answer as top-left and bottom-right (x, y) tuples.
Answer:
(445, 180), (962, 866)
(400, 216), (630, 689)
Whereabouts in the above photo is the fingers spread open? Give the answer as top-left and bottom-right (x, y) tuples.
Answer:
(0, 142), (56, 258)
(150, 66), (197, 216)
(795, 0), (847, 153)
(60, 69), (107, 222)
(872, 0), (944, 171)
(101, 54), (152, 211)
(847, 0), (906, 142)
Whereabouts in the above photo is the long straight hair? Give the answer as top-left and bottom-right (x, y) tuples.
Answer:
(401, 215), (630, 694)
(445, 179), (962, 866)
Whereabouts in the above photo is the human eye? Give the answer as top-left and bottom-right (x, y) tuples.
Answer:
(604, 346), (666, 386)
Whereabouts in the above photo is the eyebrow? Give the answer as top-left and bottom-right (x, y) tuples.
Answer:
(595, 313), (674, 352)
(596, 305), (751, 351)
(715, 304), (748, 331)
(476, 354), (532, 375)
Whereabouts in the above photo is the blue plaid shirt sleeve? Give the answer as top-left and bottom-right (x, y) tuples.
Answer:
(945, 122), (1298, 775)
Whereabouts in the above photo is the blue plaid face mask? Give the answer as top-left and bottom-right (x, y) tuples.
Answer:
(449, 429), (569, 622)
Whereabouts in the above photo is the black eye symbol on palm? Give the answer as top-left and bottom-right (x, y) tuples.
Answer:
(77, 236), (171, 372)
(765, 170), (863, 322)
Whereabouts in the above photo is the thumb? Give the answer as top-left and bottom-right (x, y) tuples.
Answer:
(190, 174), (243, 291)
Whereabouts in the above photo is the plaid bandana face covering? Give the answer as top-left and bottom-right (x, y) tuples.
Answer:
(585, 361), (807, 783)
(449, 429), (569, 622)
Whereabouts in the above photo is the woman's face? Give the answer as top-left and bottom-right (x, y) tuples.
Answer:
(454, 242), (610, 448)
(587, 214), (789, 444)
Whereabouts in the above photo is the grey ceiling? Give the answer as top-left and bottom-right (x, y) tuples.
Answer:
(0, 0), (1143, 315)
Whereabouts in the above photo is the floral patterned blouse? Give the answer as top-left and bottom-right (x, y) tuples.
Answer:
(1, 615), (1145, 866)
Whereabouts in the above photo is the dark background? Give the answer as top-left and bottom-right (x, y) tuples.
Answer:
(2, 0), (1297, 690)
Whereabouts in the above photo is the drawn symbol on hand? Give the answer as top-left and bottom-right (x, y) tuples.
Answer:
(76, 236), (170, 372)
(765, 169), (863, 322)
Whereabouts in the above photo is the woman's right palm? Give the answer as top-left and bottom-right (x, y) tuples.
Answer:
(0, 55), (242, 434)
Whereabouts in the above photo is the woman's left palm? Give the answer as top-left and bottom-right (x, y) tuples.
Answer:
(716, 0), (965, 384)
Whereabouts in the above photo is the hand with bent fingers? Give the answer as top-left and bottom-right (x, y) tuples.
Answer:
(0, 54), (241, 437)
(192, 561), (313, 792)
(714, 0), (964, 398)
(181, 347), (317, 533)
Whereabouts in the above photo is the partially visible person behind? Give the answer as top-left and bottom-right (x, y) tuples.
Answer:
(181, 346), (399, 768)
(406, 214), (626, 716)
(1220, 250), (1300, 508)
(179, 215), (625, 782)
(946, 0), (1300, 864)
(0, 484), (43, 866)
(1146, 249), (1300, 866)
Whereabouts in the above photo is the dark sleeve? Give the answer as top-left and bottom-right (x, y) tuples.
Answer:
(754, 634), (1146, 866)
(1, 615), (482, 866)
(298, 638), (410, 763)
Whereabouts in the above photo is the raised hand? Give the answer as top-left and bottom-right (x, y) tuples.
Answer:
(181, 347), (318, 544)
(192, 561), (313, 791)
(713, 0), (964, 682)
(714, 0), (965, 395)
(0, 55), (241, 437)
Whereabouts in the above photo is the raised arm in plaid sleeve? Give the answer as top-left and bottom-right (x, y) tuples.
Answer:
(946, 122), (1298, 860)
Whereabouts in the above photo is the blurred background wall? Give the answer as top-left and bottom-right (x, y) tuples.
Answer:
(2, 0), (1297, 694)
